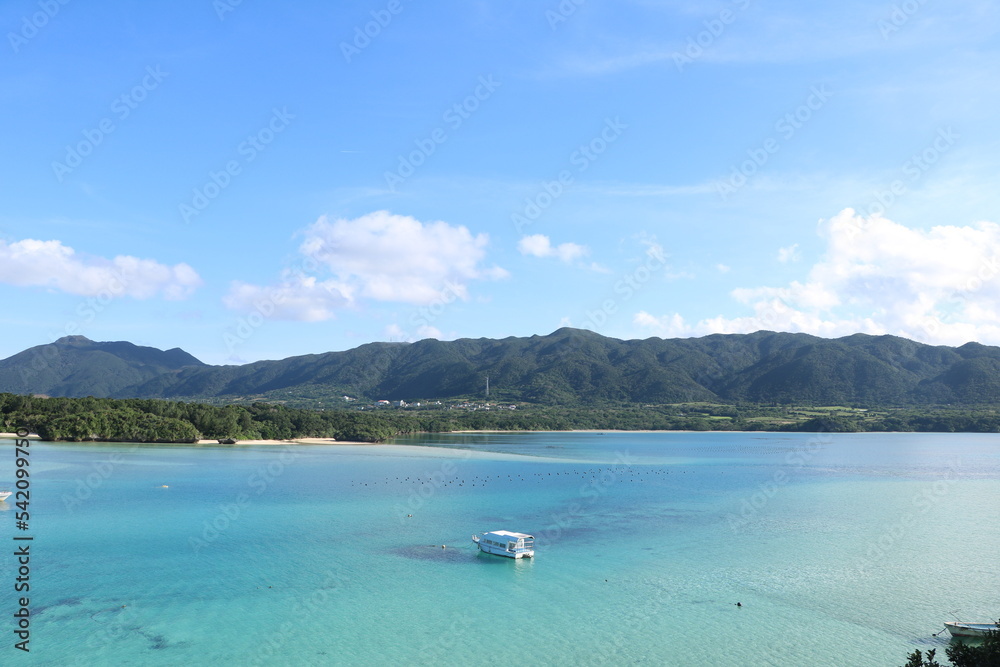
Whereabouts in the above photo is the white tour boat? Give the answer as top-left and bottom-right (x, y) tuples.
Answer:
(944, 621), (999, 638)
(0, 491), (11, 501)
(472, 530), (534, 559)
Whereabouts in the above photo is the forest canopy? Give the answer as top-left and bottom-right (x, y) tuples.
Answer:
(3, 394), (1000, 443)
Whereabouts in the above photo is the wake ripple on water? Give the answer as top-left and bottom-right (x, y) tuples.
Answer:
(390, 543), (538, 568)
(390, 543), (481, 564)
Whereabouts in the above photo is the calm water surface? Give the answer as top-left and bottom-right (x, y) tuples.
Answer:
(1, 431), (998, 666)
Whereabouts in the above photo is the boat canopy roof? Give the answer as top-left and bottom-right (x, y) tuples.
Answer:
(485, 530), (533, 539)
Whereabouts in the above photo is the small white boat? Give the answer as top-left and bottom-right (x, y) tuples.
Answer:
(472, 531), (534, 559)
(0, 491), (11, 502)
(944, 621), (999, 638)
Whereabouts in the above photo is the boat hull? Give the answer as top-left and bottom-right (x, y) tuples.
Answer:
(476, 542), (533, 558)
(945, 622), (998, 638)
(472, 534), (534, 559)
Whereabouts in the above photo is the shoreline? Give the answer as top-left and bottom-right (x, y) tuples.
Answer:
(194, 437), (376, 446)
(0, 433), (375, 446)
(0, 429), (921, 445)
(447, 429), (677, 434)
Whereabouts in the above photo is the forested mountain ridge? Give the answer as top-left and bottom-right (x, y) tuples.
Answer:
(3, 328), (1000, 406)
(0, 335), (205, 398)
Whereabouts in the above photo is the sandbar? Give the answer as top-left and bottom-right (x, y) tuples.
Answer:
(197, 438), (374, 446)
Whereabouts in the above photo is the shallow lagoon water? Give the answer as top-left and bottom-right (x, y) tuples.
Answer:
(1, 431), (998, 666)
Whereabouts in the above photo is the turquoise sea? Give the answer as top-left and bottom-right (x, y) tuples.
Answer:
(2, 431), (999, 666)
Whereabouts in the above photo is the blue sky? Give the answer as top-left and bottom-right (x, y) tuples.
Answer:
(3, 0), (1000, 365)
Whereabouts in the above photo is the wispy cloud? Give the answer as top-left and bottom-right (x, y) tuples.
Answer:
(518, 234), (589, 263)
(777, 243), (800, 263)
(545, 1), (998, 77)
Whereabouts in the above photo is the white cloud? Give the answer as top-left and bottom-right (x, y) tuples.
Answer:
(716, 263), (731, 273)
(518, 234), (589, 263)
(225, 211), (508, 320)
(634, 208), (1000, 346)
(384, 323), (444, 343)
(0, 238), (201, 299)
(634, 311), (690, 338)
(384, 324), (407, 341)
(416, 324), (443, 339)
(777, 243), (800, 263)
(224, 273), (351, 322)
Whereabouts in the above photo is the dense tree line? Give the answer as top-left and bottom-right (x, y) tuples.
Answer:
(903, 623), (1000, 666)
(35, 408), (199, 443)
(0, 394), (420, 442)
(2, 394), (1000, 443)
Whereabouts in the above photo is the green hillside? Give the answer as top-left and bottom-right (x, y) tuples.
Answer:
(0, 335), (205, 397)
(3, 329), (1000, 407)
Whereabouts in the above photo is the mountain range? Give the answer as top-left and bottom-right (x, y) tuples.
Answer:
(2, 329), (1000, 406)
